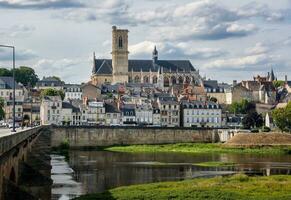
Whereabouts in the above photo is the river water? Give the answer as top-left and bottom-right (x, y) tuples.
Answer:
(51, 150), (291, 200)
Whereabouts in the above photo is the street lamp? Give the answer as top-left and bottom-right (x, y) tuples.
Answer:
(0, 45), (16, 132)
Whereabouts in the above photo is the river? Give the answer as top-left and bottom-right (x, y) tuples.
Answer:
(51, 150), (291, 200)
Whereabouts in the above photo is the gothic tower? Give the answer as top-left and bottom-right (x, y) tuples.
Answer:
(111, 26), (129, 83)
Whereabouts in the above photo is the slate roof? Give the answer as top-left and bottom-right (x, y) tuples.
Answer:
(0, 76), (22, 89)
(105, 102), (120, 113)
(62, 102), (80, 113)
(36, 77), (64, 87)
(203, 80), (219, 89)
(93, 59), (196, 75)
(181, 100), (220, 109)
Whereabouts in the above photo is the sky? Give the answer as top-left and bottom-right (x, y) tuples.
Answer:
(0, 0), (290, 84)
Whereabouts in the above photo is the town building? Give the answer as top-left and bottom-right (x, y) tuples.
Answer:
(40, 96), (62, 125)
(121, 104), (136, 125)
(81, 82), (101, 101)
(36, 77), (64, 90)
(80, 100), (105, 125)
(181, 101), (222, 128)
(91, 26), (203, 88)
(135, 100), (153, 125)
(152, 103), (161, 126)
(104, 102), (121, 125)
(203, 80), (229, 104)
(157, 97), (180, 127)
(64, 84), (82, 100)
(0, 76), (25, 101)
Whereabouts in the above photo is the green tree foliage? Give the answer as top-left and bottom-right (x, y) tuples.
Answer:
(0, 66), (39, 87)
(41, 88), (65, 100)
(229, 99), (255, 114)
(273, 80), (285, 88)
(14, 66), (39, 87)
(51, 76), (62, 82)
(242, 111), (263, 129)
(272, 102), (291, 132)
(0, 68), (12, 76)
(209, 97), (218, 103)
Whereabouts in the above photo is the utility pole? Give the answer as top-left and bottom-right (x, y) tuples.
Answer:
(0, 45), (16, 132)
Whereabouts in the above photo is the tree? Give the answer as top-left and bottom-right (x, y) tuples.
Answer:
(229, 99), (255, 114)
(51, 76), (62, 82)
(242, 111), (263, 129)
(0, 68), (12, 76)
(0, 66), (39, 87)
(273, 80), (285, 88)
(273, 102), (291, 132)
(14, 66), (39, 87)
(41, 88), (65, 100)
(209, 97), (218, 103)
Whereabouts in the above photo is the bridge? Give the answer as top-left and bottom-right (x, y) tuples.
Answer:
(0, 125), (234, 199)
(0, 126), (52, 200)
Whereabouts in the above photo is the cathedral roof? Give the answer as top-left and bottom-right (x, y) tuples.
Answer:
(93, 59), (196, 75)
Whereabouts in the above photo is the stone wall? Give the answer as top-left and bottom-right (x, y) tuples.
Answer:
(51, 126), (220, 147)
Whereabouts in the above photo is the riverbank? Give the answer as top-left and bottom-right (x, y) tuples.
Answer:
(225, 133), (291, 147)
(105, 143), (291, 155)
(75, 174), (291, 200)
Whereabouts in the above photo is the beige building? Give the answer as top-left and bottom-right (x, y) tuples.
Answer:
(91, 26), (203, 88)
(157, 97), (180, 127)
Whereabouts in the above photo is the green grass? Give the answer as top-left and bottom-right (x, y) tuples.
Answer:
(194, 161), (236, 167)
(75, 174), (291, 200)
(105, 143), (291, 155)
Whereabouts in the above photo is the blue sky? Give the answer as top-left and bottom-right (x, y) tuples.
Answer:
(0, 0), (290, 84)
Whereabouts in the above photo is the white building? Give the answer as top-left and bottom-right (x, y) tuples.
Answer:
(135, 101), (153, 125)
(40, 96), (62, 125)
(61, 102), (81, 126)
(80, 101), (105, 125)
(105, 102), (121, 125)
(64, 84), (82, 100)
(152, 106), (161, 126)
(121, 104), (136, 125)
(181, 101), (222, 128)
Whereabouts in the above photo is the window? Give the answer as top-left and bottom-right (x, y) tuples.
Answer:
(118, 36), (123, 48)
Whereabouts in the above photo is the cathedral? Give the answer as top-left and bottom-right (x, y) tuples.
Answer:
(91, 26), (202, 88)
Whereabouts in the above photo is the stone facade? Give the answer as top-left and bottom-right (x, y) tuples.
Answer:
(91, 26), (203, 88)
(51, 126), (219, 147)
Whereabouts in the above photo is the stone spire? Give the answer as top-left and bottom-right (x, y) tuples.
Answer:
(92, 52), (96, 74)
(269, 68), (275, 82)
(152, 45), (158, 64)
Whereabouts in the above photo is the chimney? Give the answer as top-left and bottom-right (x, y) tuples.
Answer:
(233, 80), (237, 86)
(285, 75), (288, 82)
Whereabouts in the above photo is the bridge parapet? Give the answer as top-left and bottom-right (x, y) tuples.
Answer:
(0, 127), (43, 157)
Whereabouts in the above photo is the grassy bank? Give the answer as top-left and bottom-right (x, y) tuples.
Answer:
(105, 143), (291, 155)
(75, 174), (291, 200)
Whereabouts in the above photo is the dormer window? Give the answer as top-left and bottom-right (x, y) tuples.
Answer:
(118, 36), (123, 48)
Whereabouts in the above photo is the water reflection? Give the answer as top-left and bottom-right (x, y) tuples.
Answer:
(65, 150), (291, 195)
(51, 155), (83, 200)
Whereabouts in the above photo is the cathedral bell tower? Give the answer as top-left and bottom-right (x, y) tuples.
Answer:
(111, 26), (129, 84)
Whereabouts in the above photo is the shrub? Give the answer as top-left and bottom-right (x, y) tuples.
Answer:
(251, 129), (259, 133)
(261, 126), (271, 132)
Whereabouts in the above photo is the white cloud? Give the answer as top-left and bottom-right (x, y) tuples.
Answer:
(0, 24), (35, 38)
(34, 58), (90, 83)
(245, 42), (269, 55)
(129, 41), (226, 60)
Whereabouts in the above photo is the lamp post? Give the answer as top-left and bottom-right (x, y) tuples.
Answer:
(0, 45), (16, 132)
